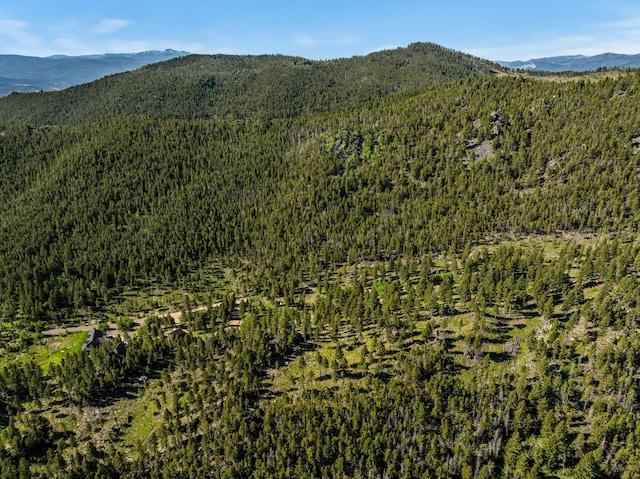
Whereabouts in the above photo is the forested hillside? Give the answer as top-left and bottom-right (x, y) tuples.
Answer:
(1, 43), (640, 478)
(0, 42), (500, 124)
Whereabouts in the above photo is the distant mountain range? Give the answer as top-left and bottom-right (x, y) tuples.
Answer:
(2, 47), (638, 100)
(0, 49), (188, 97)
(497, 52), (640, 72)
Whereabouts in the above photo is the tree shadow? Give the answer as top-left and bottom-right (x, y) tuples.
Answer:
(92, 383), (141, 407)
(372, 370), (394, 382)
(487, 351), (512, 363)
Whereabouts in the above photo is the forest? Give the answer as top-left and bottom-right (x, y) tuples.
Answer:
(0, 42), (640, 477)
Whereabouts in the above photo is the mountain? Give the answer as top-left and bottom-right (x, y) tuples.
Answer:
(1, 61), (639, 321)
(0, 49), (188, 97)
(4, 41), (640, 478)
(497, 52), (640, 72)
(0, 42), (502, 125)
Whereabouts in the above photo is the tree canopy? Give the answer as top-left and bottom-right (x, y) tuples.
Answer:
(1, 43), (640, 478)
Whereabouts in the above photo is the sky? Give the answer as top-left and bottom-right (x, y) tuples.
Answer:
(1, 1), (640, 61)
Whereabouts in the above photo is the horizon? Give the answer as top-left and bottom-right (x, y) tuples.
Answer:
(3, 1), (640, 62)
(3, 43), (640, 64)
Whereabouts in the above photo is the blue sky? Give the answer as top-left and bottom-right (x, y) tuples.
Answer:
(1, 1), (640, 61)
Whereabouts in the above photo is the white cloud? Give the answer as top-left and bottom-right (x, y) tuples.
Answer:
(92, 18), (132, 34)
(0, 18), (44, 55)
(0, 18), (29, 37)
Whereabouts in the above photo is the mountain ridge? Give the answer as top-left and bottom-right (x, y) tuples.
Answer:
(0, 42), (502, 125)
(497, 51), (640, 72)
(2, 46), (638, 99)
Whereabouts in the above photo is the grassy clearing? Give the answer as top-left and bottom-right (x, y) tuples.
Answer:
(117, 385), (164, 447)
(5, 331), (88, 373)
(105, 261), (231, 319)
(44, 331), (88, 369)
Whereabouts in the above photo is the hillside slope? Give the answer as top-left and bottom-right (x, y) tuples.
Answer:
(0, 71), (638, 320)
(3, 45), (640, 479)
(0, 43), (501, 125)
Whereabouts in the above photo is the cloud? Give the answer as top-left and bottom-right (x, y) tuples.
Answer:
(0, 18), (33, 46)
(92, 18), (132, 34)
(0, 18), (29, 37)
(0, 17), (44, 54)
